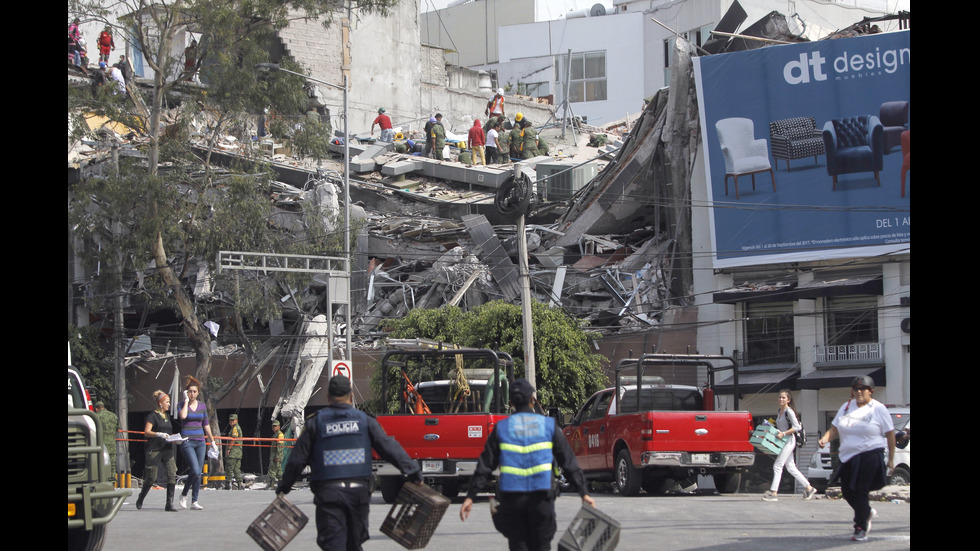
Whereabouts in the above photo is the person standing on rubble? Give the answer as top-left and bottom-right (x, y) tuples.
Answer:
(460, 379), (595, 551)
(430, 114), (446, 161)
(486, 121), (500, 164)
(521, 119), (539, 160)
(97, 25), (115, 63)
(468, 119), (486, 165)
(509, 113), (525, 160)
(371, 107), (394, 143)
(277, 376), (421, 551)
(486, 88), (506, 119)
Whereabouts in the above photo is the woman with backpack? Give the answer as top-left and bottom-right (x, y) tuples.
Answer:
(763, 389), (817, 501)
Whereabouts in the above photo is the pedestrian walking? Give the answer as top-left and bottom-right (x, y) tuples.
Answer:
(460, 378), (595, 551)
(136, 390), (179, 511)
(277, 376), (421, 551)
(762, 390), (817, 501)
(817, 376), (895, 541)
(178, 376), (216, 510)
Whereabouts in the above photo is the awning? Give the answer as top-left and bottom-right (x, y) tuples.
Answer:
(796, 366), (885, 390)
(714, 364), (799, 395)
(713, 274), (882, 304)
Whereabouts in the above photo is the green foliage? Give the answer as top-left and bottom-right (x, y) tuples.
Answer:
(378, 301), (607, 413)
(69, 325), (115, 404)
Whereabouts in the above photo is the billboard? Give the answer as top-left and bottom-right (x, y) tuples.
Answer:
(694, 31), (910, 268)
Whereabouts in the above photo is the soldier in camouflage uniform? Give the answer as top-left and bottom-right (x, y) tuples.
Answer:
(225, 414), (244, 490)
(496, 121), (512, 163)
(509, 122), (525, 161)
(267, 419), (285, 488)
(521, 120), (539, 160)
(430, 118), (446, 161)
(95, 401), (119, 478)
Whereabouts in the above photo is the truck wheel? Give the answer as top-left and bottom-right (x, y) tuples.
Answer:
(641, 477), (669, 495)
(67, 525), (106, 551)
(440, 479), (460, 499)
(380, 476), (404, 504)
(713, 473), (741, 494)
(889, 466), (910, 485)
(615, 450), (641, 496)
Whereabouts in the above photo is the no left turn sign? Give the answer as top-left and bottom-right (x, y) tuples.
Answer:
(331, 360), (352, 380)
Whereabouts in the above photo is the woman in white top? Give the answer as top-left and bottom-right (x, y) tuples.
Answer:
(763, 389), (817, 501)
(818, 376), (895, 541)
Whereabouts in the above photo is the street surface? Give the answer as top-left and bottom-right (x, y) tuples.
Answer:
(103, 486), (909, 551)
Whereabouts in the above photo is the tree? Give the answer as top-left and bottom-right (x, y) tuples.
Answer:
(379, 301), (607, 413)
(69, 0), (394, 449)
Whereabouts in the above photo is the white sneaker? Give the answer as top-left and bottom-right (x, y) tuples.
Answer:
(191, 501), (204, 510)
(179, 496), (187, 509)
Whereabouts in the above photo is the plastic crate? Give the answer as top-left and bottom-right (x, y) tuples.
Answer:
(380, 483), (450, 549)
(750, 424), (787, 456)
(558, 504), (621, 551)
(246, 494), (309, 551)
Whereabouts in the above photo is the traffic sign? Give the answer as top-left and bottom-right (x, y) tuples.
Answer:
(331, 360), (352, 380)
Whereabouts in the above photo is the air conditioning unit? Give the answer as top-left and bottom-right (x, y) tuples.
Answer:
(535, 161), (597, 201)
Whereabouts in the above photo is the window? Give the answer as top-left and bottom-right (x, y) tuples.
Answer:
(558, 51), (607, 103)
(745, 302), (795, 365)
(825, 296), (878, 346)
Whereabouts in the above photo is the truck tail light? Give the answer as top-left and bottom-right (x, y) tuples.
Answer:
(641, 414), (653, 441)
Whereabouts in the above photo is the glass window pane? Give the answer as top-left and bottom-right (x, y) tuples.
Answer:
(586, 79), (606, 101)
(570, 55), (584, 80)
(569, 82), (584, 103)
(584, 53), (605, 78)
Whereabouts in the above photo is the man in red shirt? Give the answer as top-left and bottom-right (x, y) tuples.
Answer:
(468, 119), (486, 165)
(98, 26), (115, 63)
(371, 107), (394, 142)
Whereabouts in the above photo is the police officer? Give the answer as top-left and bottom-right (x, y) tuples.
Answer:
(277, 376), (421, 551)
(460, 379), (594, 551)
(225, 413), (244, 490)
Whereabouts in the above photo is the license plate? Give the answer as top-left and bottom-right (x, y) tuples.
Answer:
(690, 453), (711, 464)
(422, 460), (444, 473)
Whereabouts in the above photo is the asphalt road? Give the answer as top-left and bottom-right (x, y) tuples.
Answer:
(103, 487), (910, 550)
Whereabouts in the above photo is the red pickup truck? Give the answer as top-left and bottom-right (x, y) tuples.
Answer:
(561, 354), (755, 495)
(373, 342), (514, 502)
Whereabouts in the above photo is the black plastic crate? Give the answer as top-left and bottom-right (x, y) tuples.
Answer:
(380, 483), (451, 549)
(558, 504), (621, 551)
(246, 494), (309, 551)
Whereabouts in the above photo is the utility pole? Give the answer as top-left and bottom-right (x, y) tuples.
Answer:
(111, 144), (130, 488)
(514, 164), (535, 385)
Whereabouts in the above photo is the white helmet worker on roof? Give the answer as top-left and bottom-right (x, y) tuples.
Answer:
(486, 88), (506, 118)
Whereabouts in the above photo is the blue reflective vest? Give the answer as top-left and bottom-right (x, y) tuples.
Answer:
(498, 412), (555, 492)
(311, 406), (372, 481)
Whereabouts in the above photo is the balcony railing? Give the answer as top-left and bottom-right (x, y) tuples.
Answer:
(814, 342), (884, 363)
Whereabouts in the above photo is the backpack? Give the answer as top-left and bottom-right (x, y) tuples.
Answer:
(785, 408), (807, 447)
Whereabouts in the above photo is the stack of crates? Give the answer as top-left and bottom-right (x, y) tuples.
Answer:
(380, 483), (451, 549)
(246, 494), (309, 551)
(558, 504), (621, 551)
(750, 424), (787, 456)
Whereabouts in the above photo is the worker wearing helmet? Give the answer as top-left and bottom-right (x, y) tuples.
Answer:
(486, 88), (506, 118)
(371, 107), (394, 143)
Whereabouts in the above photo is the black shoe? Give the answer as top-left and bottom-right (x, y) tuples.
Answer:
(165, 483), (178, 512)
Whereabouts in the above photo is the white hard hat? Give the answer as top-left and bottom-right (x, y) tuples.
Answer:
(497, 88), (504, 95)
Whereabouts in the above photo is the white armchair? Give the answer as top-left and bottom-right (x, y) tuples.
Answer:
(715, 117), (775, 199)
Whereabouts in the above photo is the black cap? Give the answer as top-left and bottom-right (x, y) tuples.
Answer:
(851, 375), (874, 389)
(510, 378), (535, 406)
(329, 376), (352, 397)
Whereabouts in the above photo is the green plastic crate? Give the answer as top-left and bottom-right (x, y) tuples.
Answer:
(750, 424), (787, 456)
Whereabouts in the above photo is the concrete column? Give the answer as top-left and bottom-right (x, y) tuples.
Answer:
(881, 262), (909, 405)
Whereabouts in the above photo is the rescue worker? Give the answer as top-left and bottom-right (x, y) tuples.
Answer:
(520, 119), (539, 160)
(268, 420), (285, 488)
(486, 88), (506, 119)
(460, 379), (595, 551)
(277, 376), (421, 551)
(371, 107), (394, 143)
(225, 413), (244, 490)
(430, 114), (447, 161)
(94, 401), (119, 476)
(496, 120), (512, 163)
(508, 114), (526, 160)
